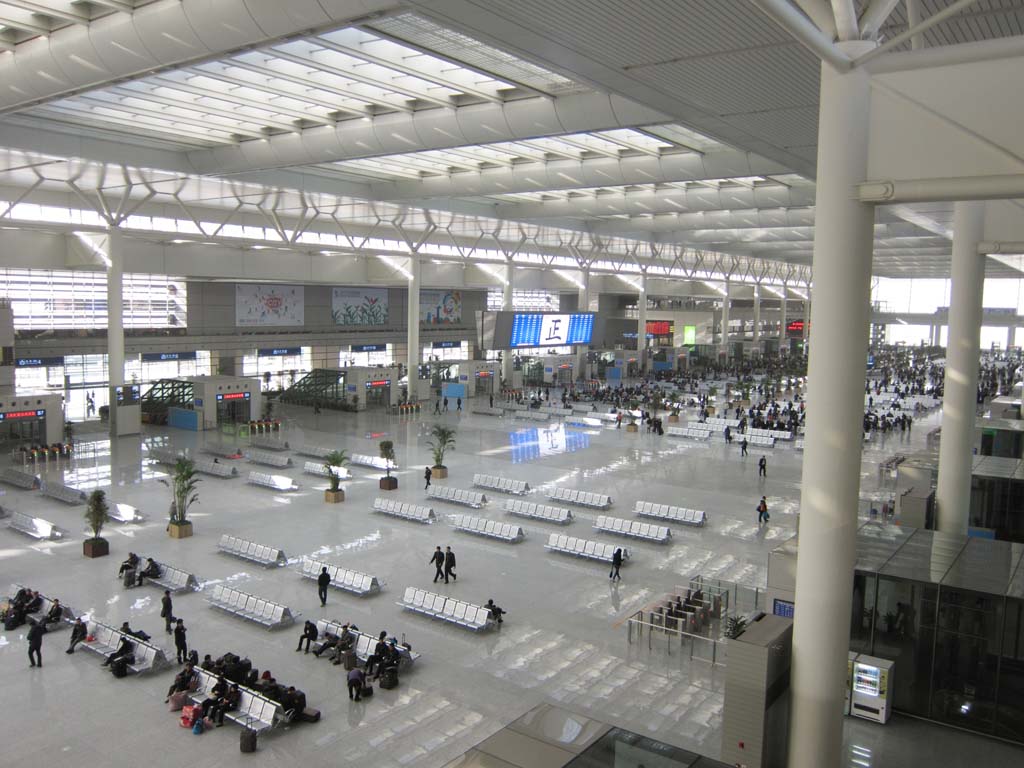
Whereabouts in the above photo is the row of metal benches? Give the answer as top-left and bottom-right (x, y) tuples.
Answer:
(80, 620), (171, 675)
(188, 668), (282, 734)
(207, 585), (296, 630)
(246, 449), (293, 468)
(427, 485), (487, 508)
(217, 534), (287, 566)
(594, 515), (671, 542)
(247, 471), (299, 491)
(503, 499), (573, 524)
(10, 583), (73, 628)
(548, 486), (612, 509)
(634, 501), (707, 526)
(6, 509), (66, 540)
(298, 558), (380, 596)
(471, 406), (504, 417)
(449, 514), (525, 542)
(472, 473), (528, 495)
(350, 454), (396, 470)
(139, 560), (199, 594)
(398, 588), (493, 631)
(301, 461), (350, 480)
(372, 497), (436, 523)
(0, 468), (40, 489)
(41, 481), (86, 505)
(310, 619), (420, 669)
(666, 426), (712, 440)
(545, 534), (628, 564)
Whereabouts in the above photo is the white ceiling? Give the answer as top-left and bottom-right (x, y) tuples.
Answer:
(0, 1), (1019, 281)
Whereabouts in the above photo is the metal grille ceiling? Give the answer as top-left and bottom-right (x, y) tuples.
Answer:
(0, 0), (150, 49)
(25, 23), (582, 148)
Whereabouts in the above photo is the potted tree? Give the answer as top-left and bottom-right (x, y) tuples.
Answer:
(668, 406), (681, 424)
(706, 385), (718, 416)
(379, 440), (398, 490)
(323, 449), (349, 503)
(161, 457), (200, 538)
(626, 415), (639, 433)
(83, 489), (111, 558)
(427, 425), (457, 479)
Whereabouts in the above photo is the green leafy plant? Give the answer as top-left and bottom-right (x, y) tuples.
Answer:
(379, 440), (396, 479)
(427, 425), (457, 469)
(161, 458), (201, 526)
(84, 489), (110, 541)
(324, 449), (349, 493)
(724, 615), (747, 640)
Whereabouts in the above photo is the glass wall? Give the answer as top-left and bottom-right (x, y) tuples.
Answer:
(340, 345), (393, 367)
(423, 341), (468, 361)
(242, 348), (312, 391)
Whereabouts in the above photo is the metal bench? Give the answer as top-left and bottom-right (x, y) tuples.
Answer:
(0, 468), (41, 490)
(206, 585), (296, 630)
(148, 448), (187, 466)
(40, 481), (86, 505)
(298, 558), (380, 596)
(216, 534), (286, 567)
(747, 435), (777, 448)
(795, 439), (805, 451)
(539, 406), (573, 416)
(544, 533), (629, 564)
(310, 619), (420, 670)
(193, 458), (240, 478)
(139, 560), (199, 593)
(503, 499), (573, 524)
(426, 485), (487, 508)
(472, 473), (529, 495)
(10, 583), (74, 629)
(6, 509), (66, 540)
(548, 486), (612, 509)
(397, 587), (494, 632)
(471, 406), (504, 417)
(666, 426), (712, 441)
(201, 445), (244, 459)
(633, 501), (707, 527)
(251, 438), (290, 452)
(108, 503), (145, 524)
(293, 444), (335, 459)
(188, 668), (283, 734)
(350, 454), (396, 471)
(301, 461), (351, 480)
(246, 449), (293, 468)
(594, 515), (671, 542)
(513, 410), (551, 422)
(79, 620), (171, 675)
(246, 471), (299, 491)
(449, 514), (525, 542)
(371, 497), (435, 523)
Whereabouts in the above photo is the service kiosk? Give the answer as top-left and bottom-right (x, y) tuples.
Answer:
(0, 392), (65, 450)
(109, 383), (141, 437)
(184, 376), (261, 431)
(464, 361), (499, 397)
(344, 366), (402, 410)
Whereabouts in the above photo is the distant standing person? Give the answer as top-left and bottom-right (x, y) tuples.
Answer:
(318, 567), (331, 607)
(424, 466), (432, 491)
(27, 620), (45, 667)
(609, 548), (623, 581)
(173, 618), (188, 664)
(429, 546), (445, 583)
(757, 496), (769, 525)
(489, 394), (494, 408)
(443, 397), (449, 412)
(740, 438), (748, 457)
(161, 590), (174, 634)
(456, 397), (462, 412)
(444, 546), (457, 584)
(758, 456), (767, 478)
(434, 398), (441, 415)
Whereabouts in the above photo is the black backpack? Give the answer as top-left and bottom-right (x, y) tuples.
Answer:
(111, 656), (132, 678)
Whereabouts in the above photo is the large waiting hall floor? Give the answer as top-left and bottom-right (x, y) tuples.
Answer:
(2, 399), (1022, 767)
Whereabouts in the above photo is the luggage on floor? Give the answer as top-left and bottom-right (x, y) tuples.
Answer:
(182, 704), (202, 724)
(341, 650), (356, 671)
(300, 707), (321, 723)
(110, 657), (130, 678)
(240, 727), (258, 753)
(122, 568), (136, 589)
(361, 685), (373, 698)
(168, 691), (188, 711)
(379, 667), (398, 690)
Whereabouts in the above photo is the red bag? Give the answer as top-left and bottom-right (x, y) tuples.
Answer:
(181, 705), (201, 726)
(179, 715), (194, 729)
(85, 635), (95, 642)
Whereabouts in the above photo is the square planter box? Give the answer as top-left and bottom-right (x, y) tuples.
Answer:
(168, 522), (194, 539)
(668, 414), (680, 423)
(324, 489), (345, 503)
(379, 477), (398, 491)
(432, 466), (448, 479)
(83, 538), (109, 558)
(626, 424), (639, 433)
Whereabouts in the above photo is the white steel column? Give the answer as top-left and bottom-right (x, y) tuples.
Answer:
(637, 275), (648, 375)
(502, 260), (514, 384)
(107, 228), (124, 438)
(788, 40), (877, 768)
(720, 281), (731, 357)
(779, 289), (788, 354)
(753, 284), (762, 346)
(1007, 325), (1015, 350)
(577, 269), (590, 378)
(407, 255), (421, 402)
(803, 295), (811, 355)
(936, 201), (985, 535)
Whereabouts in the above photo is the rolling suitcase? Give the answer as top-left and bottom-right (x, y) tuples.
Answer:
(122, 568), (136, 589)
(379, 667), (398, 690)
(240, 727), (257, 753)
(300, 707), (321, 723)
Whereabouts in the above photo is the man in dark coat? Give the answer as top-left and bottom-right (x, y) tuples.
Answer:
(444, 546), (457, 584)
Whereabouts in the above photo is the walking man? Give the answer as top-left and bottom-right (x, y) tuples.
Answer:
(173, 618), (188, 664)
(161, 589), (174, 634)
(489, 394), (494, 408)
(456, 397), (462, 412)
(318, 566), (331, 607)
(609, 548), (623, 581)
(757, 496), (769, 525)
(27, 620), (45, 667)
(434, 398), (441, 415)
(444, 546), (457, 584)
(740, 438), (748, 457)
(443, 397), (449, 412)
(429, 546), (445, 583)
(424, 466), (432, 491)
(758, 456), (767, 478)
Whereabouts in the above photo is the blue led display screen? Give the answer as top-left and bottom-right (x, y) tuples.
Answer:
(509, 313), (594, 348)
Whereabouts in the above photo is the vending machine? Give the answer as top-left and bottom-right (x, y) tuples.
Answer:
(845, 652), (858, 716)
(851, 655), (894, 723)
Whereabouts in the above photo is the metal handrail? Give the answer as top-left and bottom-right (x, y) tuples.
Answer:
(625, 610), (727, 666)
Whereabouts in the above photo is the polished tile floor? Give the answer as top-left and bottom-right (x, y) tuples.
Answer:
(1, 397), (1021, 767)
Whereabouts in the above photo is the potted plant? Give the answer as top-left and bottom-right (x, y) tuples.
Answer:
(323, 449), (349, 503)
(161, 457), (200, 538)
(626, 415), (639, 433)
(427, 425), (457, 479)
(668, 406), (681, 424)
(83, 488), (111, 558)
(379, 440), (398, 490)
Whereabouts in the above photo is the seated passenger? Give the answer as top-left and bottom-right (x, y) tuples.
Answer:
(136, 558), (160, 586)
(200, 654), (215, 671)
(118, 553), (139, 577)
(66, 617), (88, 654)
(102, 634), (135, 667)
(165, 663), (197, 702)
(209, 684), (240, 727)
(44, 599), (64, 626)
(200, 675), (229, 719)
(24, 591), (43, 613)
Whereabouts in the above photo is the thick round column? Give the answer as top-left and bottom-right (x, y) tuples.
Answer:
(752, 284), (761, 345)
(936, 201), (985, 534)
(107, 228), (124, 387)
(637, 275), (648, 374)
(779, 290), (788, 353)
(788, 41), (877, 768)
(576, 269), (590, 378)
(407, 255), (421, 402)
(803, 295), (811, 355)
(501, 260), (514, 383)
(720, 281), (730, 357)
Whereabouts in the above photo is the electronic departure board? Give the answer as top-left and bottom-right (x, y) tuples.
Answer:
(509, 313), (594, 348)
